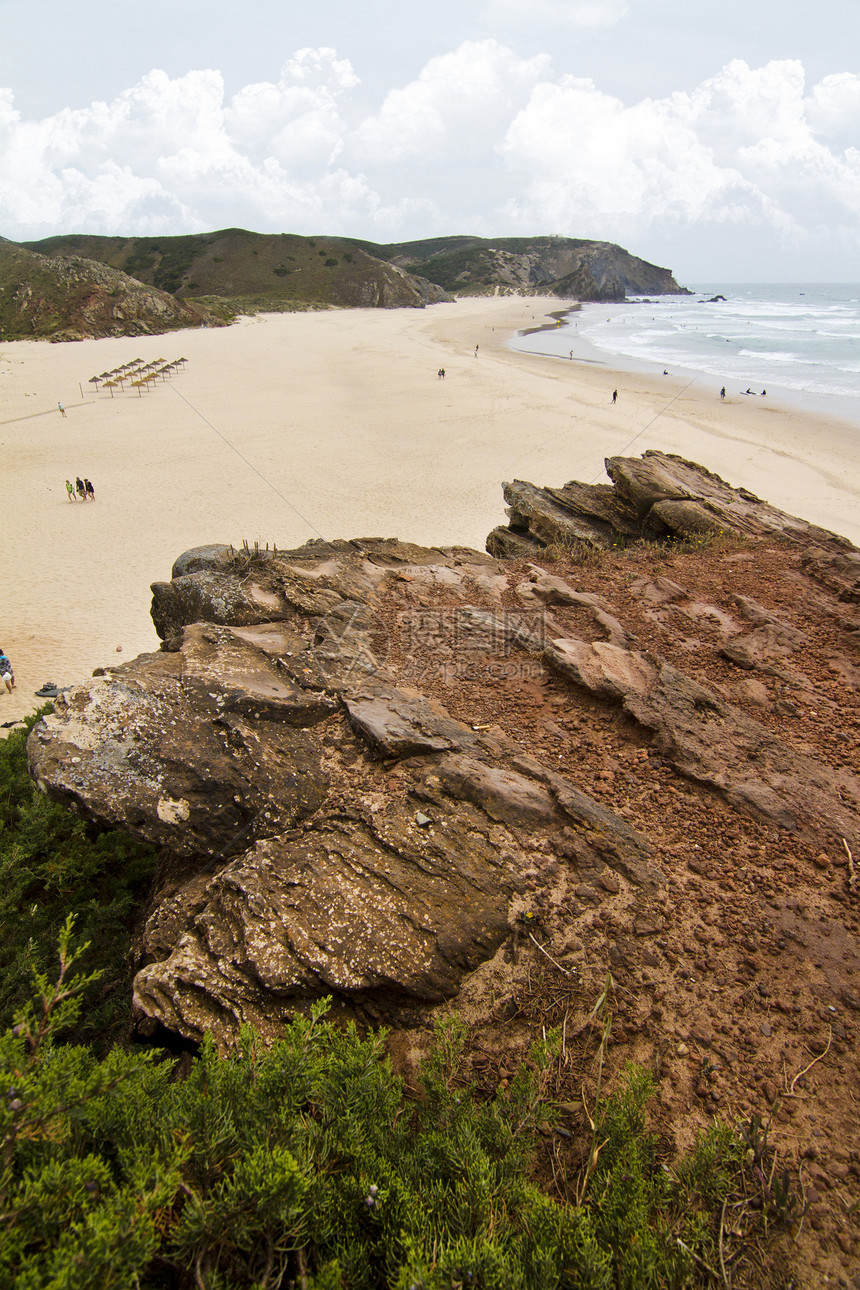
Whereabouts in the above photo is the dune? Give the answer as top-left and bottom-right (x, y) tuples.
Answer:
(2, 294), (859, 727)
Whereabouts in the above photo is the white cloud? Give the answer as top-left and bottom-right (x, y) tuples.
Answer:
(1, 44), (859, 277)
(0, 56), (378, 238)
(805, 71), (860, 149)
(351, 40), (549, 164)
(226, 49), (359, 169)
(495, 59), (860, 258)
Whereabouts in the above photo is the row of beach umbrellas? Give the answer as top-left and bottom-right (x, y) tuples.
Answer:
(88, 357), (188, 397)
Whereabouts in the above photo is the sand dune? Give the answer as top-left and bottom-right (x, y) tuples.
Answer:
(2, 295), (859, 726)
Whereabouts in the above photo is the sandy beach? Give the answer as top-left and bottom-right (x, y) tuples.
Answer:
(2, 294), (859, 726)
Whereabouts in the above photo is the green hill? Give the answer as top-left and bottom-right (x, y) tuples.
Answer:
(22, 228), (452, 314)
(8, 229), (687, 341)
(0, 239), (221, 341)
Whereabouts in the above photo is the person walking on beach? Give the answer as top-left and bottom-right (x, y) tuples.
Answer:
(474, 345), (479, 357)
(720, 387), (726, 400)
(0, 650), (15, 694)
(76, 476), (86, 501)
(84, 478), (95, 500)
(65, 479), (76, 502)
(611, 389), (617, 404)
(58, 402), (66, 417)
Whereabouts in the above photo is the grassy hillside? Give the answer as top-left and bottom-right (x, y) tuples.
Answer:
(10, 229), (687, 339)
(0, 239), (220, 340)
(24, 229), (450, 312)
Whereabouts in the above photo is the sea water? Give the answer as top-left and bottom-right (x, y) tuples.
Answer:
(510, 284), (860, 427)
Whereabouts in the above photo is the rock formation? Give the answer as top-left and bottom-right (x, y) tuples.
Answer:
(368, 235), (688, 300)
(487, 450), (860, 557)
(27, 455), (860, 1061)
(0, 239), (221, 341)
(24, 451), (860, 1281)
(18, 229), (452, 320)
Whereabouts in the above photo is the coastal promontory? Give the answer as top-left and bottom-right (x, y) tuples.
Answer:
(5, 229), (687, 339)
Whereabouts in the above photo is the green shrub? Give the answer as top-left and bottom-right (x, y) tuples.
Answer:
(0, 944), (599, 1289)
(0, 717), (157, 1046)
(0, 740), (796, 1287)
(0, 933), (792, 1288)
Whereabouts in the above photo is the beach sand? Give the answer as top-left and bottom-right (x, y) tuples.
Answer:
(2, 295), (859, 726)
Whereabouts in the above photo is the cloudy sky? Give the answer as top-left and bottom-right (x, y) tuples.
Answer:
(3, 0), (859, 281)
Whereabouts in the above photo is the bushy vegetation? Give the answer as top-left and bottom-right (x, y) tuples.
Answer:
(0, 717), (158, 1047)
(0, 719), (796, 1287)
(0, 923), (761, 1290)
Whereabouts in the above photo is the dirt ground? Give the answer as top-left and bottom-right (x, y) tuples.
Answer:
(372, 536), (860, 1287)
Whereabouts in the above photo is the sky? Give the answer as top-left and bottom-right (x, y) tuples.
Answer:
(2, 0), (860, 282)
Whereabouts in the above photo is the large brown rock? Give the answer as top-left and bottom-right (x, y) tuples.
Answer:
(544, 637), (860, 846)
(487, 450), (856, 555)
(27, 458), (860, 1050)
(29, 537), (658, 1046)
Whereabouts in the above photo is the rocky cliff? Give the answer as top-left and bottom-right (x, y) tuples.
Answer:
(358, 235), (688, 300)
(21, 230), (684, 324)
(0, 239), (222, 341)
(26, 452), (860, 1274)
(25, 452), (857, 1012)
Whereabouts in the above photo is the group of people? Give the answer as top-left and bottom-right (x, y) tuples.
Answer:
(0, 649), (14, 695)
(65, 477), (95, 502)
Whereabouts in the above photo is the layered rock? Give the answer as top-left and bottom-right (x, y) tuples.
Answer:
(375, 235), (688, 301)
(26, 455), (860, 1050)
(29, 535), (661, 1045)
(487, 450), (860, 556)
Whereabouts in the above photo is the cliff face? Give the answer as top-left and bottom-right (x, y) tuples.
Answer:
(361, 235), (688, 300)
(0, 240), (221, 341)
(21, 230), (685, 324)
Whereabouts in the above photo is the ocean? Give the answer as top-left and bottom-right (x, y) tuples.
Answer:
(509, 284), (860, 427)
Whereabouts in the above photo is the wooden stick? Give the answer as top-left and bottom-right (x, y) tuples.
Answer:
(527, 931), (572, 976)
(788, 1025), (832, 1096)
